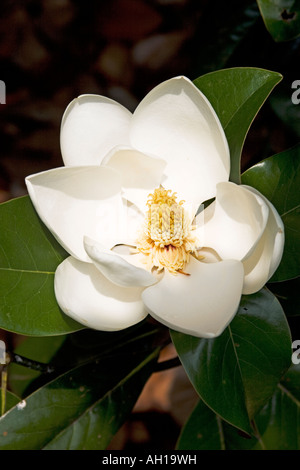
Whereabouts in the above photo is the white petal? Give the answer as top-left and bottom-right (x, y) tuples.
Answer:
(142, 256), (244, 338)
(102, 146), (166, 212)
(25, 166), (125, 261)
(196, 247), (222, 263)
(55, 257), (147, 331)
(84, 236), (157, 287)
(120, 199), (145, 246)
(60, 94), (131, 166)
(198, 182), (269, 261)
(241, 186), (285, 294)
(130, 76), (230, 208)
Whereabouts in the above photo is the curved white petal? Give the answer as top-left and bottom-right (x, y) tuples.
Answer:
(84, 236), (157, 287)
(25, 166), (125, 261)
(130, 76), (230, 208)
(241, 186), (285, 294)
(60, 94), (131, 166)
(55, 256), (147, 331)
(102, 146), (166, 212)
(198, 182), (269, 261)
(142, 256), (244, 338)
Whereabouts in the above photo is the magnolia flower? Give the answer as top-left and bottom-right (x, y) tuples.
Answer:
(25, 76), (284, 338)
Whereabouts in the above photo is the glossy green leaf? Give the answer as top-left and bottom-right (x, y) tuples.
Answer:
(177, 398), (259, 450)
(194, 67), (282, 184)
(176, 399), (225, 450)
(252, 364), (300, 449)
(242, 144), (300, 281)
(257, 0), (300, 42)
(0, 196), (82, 336)
(177, 364), (300, 450)
(171, 288), (291, 434)
(0, 344), (159, 450)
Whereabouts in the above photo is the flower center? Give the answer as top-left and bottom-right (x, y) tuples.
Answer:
(136, 188), (198, 274)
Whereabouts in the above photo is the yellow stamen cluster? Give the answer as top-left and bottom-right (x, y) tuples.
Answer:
(136, 188), (198, 274)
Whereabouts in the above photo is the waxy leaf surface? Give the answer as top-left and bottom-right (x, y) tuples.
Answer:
(171, 289), (291, 434)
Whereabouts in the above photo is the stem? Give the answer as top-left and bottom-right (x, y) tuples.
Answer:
(1, 368), (7, 416)
(8, 343), (180, 376)
(8, 352), (55, 374)
(154, 356), (181, 372)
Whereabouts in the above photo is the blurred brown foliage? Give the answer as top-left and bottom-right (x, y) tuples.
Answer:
(0, 0), (204, 201)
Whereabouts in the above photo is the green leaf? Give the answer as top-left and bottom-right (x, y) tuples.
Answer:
(194, 67), (282, 184)
(0, 344), (159, 450)
(252, 364), (300, 449)
(171, 288), (291, 434)
(257, 0), (300, 42)
(0, 196), (82, 336)
(242, 144), (300, 281)
(177, 364), (300, 450)
(177, 397), (260, 450)
(176, 399), (225, 450)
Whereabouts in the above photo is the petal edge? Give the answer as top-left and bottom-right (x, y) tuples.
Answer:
(55, 256), (147, 331)
(142, 256), (244, 338)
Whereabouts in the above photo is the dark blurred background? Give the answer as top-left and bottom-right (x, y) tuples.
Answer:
(0, 0), (299, 450)
(0, 0), (300, 203)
